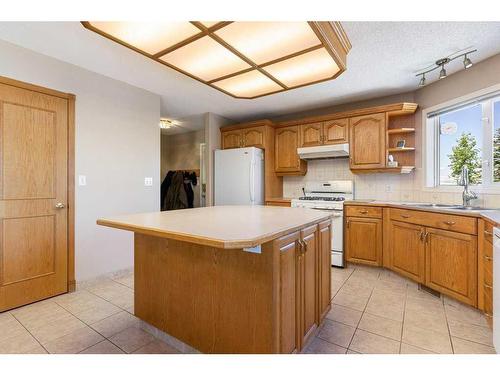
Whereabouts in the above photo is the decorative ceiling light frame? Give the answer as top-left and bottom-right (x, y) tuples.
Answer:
(81, 21), (351, 99)
(415, 48), (477, 87)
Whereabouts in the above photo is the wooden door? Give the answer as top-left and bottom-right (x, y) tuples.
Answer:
(318, 220), (331, 321)
(425, 228), (477, 306)
(323, 119), (348, 144)
(389, 220), (425, 283)
(299, 122), (323, 147)
(277, 231), (300, 354)
(345, 217), (382, 266)
(221, 129), (242, 149)
(349, 113), (386, 169)
(300, 225), (318, 347)
(0, 81), (69, 311)
(275, 126), (305, 174)
(243, 126), (265, 148)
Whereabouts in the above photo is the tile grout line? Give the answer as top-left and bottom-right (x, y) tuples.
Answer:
(398, 282), (408, 353)
(10, 313), (48, 354)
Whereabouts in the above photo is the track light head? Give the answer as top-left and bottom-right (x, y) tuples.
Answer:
(439, 65), (447, 79)
(418, 74), (426, 87)
(463, 54), (473, 69)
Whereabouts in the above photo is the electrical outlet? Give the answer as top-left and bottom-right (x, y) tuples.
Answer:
(144, 177), (153, 186)
(385, 185), (392, 192)
(78, 175), (87, 186)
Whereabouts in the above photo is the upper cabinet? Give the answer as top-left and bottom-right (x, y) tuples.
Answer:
(298, 119), (348, 147)
(349, 113), (386, 170)
(323, 119), (348, 145)
(222, 129), (243, 149)
(242, 126), (265, 148)
(275, 126), (307, 176)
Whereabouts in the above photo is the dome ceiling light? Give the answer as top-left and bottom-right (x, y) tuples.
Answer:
(81, 21), (351, 99)
(415, 49), (476, 87)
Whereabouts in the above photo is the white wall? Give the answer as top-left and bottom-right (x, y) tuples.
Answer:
(0, 39), (161, 281)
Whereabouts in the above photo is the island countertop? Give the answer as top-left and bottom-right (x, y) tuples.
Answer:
(97, 205), (331, 249)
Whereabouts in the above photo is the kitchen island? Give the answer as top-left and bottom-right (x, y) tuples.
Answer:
(97, 206), (332, 354)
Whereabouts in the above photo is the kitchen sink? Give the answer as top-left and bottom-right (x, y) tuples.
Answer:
(401, 203), (493, 211)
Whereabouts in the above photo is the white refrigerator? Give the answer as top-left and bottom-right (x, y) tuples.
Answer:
(214, 147), (264, 205)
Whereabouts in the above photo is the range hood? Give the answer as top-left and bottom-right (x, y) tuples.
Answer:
(297, 144), (349, 159)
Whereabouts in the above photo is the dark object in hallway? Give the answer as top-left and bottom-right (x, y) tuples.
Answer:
(161, 170), (198, 210)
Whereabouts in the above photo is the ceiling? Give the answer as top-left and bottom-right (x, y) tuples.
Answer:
(0, 22), (499, 123)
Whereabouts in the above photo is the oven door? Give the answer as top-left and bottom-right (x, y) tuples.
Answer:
(311, 207), (344, 267)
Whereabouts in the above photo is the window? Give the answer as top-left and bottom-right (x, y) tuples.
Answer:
(427, 92), (500, 189)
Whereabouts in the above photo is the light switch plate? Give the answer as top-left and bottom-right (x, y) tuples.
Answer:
(144, 177), (153, 186)
(78, 175), (87, 186)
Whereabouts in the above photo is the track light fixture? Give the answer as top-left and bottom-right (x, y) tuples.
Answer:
(415, 49), (476, 87)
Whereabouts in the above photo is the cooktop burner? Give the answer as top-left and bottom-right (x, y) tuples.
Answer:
(298, 196), (346, 201)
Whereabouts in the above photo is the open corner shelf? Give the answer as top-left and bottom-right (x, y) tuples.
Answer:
(387, 128), (415, 135)
(387, 147), (415, 152)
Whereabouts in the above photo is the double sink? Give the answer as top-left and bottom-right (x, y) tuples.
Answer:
(400, 203), (491, 211)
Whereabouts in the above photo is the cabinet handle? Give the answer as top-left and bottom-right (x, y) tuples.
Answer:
(419, 230), (425, 242)
(346, 219), (350, 228)
(401, 214), (410, 219)
(425, 232), (430, 243)
(485, 255), (493, 261)
(443, 221), (456, 226)
(359, 210), (368, 214)
(484, 230), (493, 236)
(303, 240), (308, 253)
(484, 283), (493, 290)
(485, 312), (493, 318)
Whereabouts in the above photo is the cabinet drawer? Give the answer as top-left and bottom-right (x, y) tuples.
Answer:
(345, 206), (382, 219)
(484, 221), (494, 245)
(389, 208), (477, 235)
(484, 255), (493, 287)
(484, 285), (493, 316)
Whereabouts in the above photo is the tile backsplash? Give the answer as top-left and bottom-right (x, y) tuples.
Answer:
(283, 159), (500, 208)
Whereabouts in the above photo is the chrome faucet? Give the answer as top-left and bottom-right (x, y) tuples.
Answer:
(458, 165), (477, 207)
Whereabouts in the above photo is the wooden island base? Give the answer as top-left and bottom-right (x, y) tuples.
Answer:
(133, 221), (331, 354)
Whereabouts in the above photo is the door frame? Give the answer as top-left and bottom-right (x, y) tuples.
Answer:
(0, 75), (76, 292)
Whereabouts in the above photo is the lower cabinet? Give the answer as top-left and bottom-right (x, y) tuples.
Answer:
(276, 221), (331, 353)
(425, 227), (477, 306)
(388, 220), (425, 283)
(345, 216), (382, 266)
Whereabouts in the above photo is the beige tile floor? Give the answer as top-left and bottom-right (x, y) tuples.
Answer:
(0, 264), (496, 354)
(303, 263), (496, 354)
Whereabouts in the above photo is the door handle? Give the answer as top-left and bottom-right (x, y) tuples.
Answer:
(443, 221), (456, 226)
(359, 210), (368, 214)
(55, 202), (66, 209)
(419, 230), (425, 242)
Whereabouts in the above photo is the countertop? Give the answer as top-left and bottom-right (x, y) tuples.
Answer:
(97, 205), (331, 249)
(344, 200), (500, 225)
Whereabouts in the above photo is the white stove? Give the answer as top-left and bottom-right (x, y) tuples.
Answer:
(291, 180), (354, 267)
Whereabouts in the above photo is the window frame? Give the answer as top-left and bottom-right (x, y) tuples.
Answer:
(423, 84), (500, 194)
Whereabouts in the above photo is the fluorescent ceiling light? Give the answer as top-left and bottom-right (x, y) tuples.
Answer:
(82, 21), (351, 99)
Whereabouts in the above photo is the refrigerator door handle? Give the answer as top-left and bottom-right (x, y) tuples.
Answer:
(249, 159), (255, 203)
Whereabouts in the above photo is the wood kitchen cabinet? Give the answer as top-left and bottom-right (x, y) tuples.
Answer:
(387, 220), (425, 283)
(221, 129), (243, 149)
(478, 219), (494, 324)
(221, 126), (265, 149)
(349, 113), (386, 170)
(275, 125), (307, 176)
(276, 222), (330, 353)
(425, 227), (477, 306)
(298, 119), (348, 147)
(345, 214), (383, 266)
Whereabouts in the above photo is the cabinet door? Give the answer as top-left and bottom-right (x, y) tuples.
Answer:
(349, 113), (386, 169)
(425, 228), (477, 306)
(299, 122), (323, 147)
(318, 220), (331, 321)
(345, 217), (382, 266)
(278, 233), (300, 354)
(243, 126), (265, 148)
(275, 126), (306, 174)
(221, 130), (242, 149)
(300, 225), (318, 347)
(323, 119), (348, 144)
(389, 220), (425, 283)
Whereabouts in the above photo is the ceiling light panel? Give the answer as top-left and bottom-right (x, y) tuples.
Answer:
(215, 22), (322, 64)
(88, 22), (200, 55)
(212, 70), (283, 98)
(263, 48), (340, 88)
(82, 21), (351, 98)
(160, 36), (252, 82)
